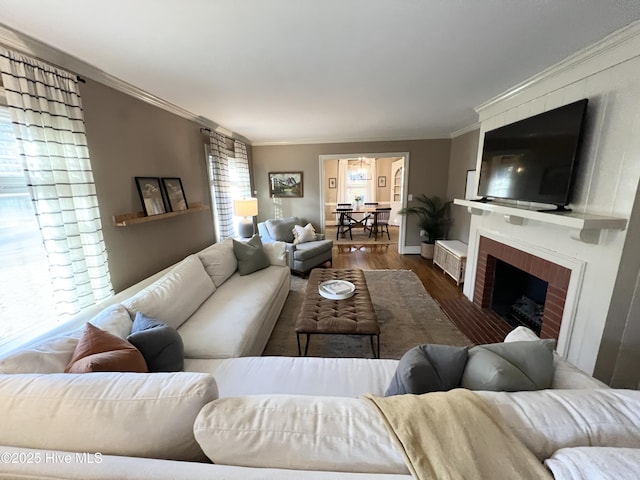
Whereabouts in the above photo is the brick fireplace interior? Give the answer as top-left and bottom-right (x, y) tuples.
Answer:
(473, 236), (571, 341)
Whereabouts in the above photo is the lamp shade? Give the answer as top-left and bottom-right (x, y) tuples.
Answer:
(233, 198), (258, 217)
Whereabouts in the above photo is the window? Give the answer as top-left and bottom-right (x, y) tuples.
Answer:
(346, 159), (371, 203)
(206, 134), (252, 240)
(0, 51), (113, 353)
(0, 106), (57, 347)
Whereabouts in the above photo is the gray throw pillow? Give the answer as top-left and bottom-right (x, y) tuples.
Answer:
(265, 217), (300, 242)
(460, 339), (555, 391)
(126, 313), (184, 372)
(233, 235), (271, 275)
(385, 344), (469, 396)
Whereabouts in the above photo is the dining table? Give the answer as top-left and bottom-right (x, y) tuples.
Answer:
(332, 208), (379, 239)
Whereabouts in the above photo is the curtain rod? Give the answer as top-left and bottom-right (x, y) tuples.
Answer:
(200, 127), (239, 143)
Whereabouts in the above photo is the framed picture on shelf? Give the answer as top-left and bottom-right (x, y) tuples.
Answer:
(161, 177), (189, 211)
(378, 175), (386, 187)
(465, 169), (477, 200)
(268, 171), (304, 198)
(135, 177), (166, 216)
(328, 177), (336, 189)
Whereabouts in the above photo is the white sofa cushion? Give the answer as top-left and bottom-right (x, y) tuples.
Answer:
(0, 331), (80, 374)
(184, 356), (399, 397)
(193, 394), (408, 474)
(90, 303), (134, 338)
(0, 372), (218, 461)
(198, 238), (237, 287)
(262, 241), (287, 266)
(0, 304), (133, 374)
(123, 255), (215, 330)
(178, 265), (289, 358)
(476, 389), (640, 461)
(545, 447), (640, 480)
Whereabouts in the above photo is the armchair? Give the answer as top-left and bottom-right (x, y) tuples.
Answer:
(258, 217), (333, 275)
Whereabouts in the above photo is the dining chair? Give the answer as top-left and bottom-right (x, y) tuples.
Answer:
(363, 202), (378, 231)
(369, 207), (391, 240)
(335, 207), (354, 240)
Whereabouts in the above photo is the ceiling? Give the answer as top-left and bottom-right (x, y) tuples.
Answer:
(1, 0), (640, 145)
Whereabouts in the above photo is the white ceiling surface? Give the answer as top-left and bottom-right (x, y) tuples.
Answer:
(1, 1), (640, 145)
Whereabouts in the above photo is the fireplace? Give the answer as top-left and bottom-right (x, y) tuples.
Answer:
(473, 236), (571, 341)
(490, 260), (548, 335)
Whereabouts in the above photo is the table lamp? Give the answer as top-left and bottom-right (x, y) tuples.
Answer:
(233, 198), (258, 238)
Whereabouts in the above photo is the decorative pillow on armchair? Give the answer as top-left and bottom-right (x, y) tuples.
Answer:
(265, 217), (300, 243)
(292, 223), (316, 244)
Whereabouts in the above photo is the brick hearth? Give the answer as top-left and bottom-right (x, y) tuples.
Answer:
(473, 236), (571, 341)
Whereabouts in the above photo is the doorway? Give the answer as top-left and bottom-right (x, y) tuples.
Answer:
(319, 152), (410, 253)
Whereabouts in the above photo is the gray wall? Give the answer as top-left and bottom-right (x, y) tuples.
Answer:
(81, 79), (215, 292)
(252, 139), (451, 246)
(446, 129), (480, 244)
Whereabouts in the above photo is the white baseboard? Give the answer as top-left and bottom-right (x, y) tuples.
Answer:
(401, 246), (421, 255)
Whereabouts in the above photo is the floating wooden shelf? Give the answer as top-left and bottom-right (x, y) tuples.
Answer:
(113, 202), (209, 227)
(453, 199), (627, 244)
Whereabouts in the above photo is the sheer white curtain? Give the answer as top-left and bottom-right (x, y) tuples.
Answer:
(0, 47), (113, 318)
(337, 158), (349, 204)
(365, 158), (377, 203)
(207, 132), (234, 241)
(206, 134), (252, 241)
(233, 140), (251, 199)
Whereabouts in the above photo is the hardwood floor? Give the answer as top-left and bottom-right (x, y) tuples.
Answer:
(329, 243), (511, 345)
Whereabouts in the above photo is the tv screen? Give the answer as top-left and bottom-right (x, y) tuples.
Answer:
(477, 99), (588, 207)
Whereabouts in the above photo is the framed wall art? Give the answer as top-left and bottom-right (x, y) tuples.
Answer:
(135, 177), (166, 216)
(377, 175), (387, 188)
(268, 171), (304, 198)
(161, 177), (188, 211)
(328, 177), (336, 189)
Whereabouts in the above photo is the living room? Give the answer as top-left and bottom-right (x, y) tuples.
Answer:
(2, 0), (638, 386)
(2, 2), (640, 478)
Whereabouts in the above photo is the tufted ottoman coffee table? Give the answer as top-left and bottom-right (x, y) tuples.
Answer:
(295, 269), (380, 358)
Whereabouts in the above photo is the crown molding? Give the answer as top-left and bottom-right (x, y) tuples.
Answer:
(449, 122), (480, 138)
(251, 133), (449, 147)
(476, 19), (640, 116)
(0, 23), (251, 145)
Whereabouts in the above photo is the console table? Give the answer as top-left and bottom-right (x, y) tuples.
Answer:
(433, 240), (468, 286)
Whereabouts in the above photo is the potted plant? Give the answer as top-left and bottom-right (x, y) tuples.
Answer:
(399, 195), (452, 259)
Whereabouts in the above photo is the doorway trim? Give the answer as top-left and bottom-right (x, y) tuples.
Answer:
(319, 152), (411, 253)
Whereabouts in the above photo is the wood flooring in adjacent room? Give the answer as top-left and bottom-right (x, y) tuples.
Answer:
(329, 243), (512, 345)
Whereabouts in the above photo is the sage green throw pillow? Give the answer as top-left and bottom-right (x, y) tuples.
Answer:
(461, 339), (555, 391)
(233, 235), (270, 275)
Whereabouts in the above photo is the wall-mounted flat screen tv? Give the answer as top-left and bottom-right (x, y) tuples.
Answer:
(477, 98), (588, 208)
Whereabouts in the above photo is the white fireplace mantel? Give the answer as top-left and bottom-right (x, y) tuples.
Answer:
(454, 199), (628, 244)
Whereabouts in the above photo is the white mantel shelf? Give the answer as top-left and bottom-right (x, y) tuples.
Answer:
(454, 199), (627, 244)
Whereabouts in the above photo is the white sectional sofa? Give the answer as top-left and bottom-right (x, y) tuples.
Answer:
(0, 237), (638, 479)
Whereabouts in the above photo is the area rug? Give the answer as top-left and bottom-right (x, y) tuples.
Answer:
(325, 226), (398, 246)
(262, 269), (472, 359)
